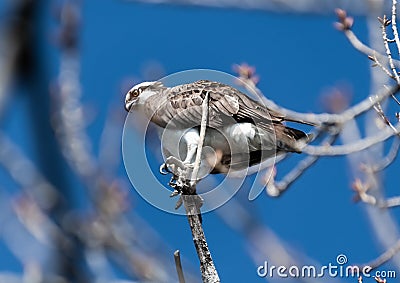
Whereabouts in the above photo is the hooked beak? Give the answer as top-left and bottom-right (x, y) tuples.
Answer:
(125, 99), (135, 112)
(124, 90), (137, 112)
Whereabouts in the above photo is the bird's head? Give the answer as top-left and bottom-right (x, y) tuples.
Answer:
(124, 81), (164, 112)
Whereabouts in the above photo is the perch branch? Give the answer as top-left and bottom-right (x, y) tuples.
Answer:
(178, 92), (220, 283)
(190, 92), (209, 185)
(183, 196), (220, 283)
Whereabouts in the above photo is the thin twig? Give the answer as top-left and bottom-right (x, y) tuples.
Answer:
(174, 250), (186, 283)
(379, 196), (400, 208)
(352, 177), (400, 208)
(363, 238), (400, 270)
(302, 122), (400, 156)
(272, 133), (339, 195)
(380, 15), (400, 83)
(373, 100), (399, 132)
(190, 92), (209, 186)
(368, 136), (400, 171)
(241, 77), (400, 126)
(370, 53), (394, 78)
(343, 27), (400, 68)
(391, 0), (400, 56)
(392, 93), (400, 105)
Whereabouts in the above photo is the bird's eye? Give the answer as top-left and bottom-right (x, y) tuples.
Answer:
(131, 89), (139, 97)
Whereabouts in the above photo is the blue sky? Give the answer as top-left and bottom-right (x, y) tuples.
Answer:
(1, 0), (399, 282)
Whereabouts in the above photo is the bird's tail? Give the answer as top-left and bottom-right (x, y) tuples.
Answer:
(285, 117), (318, 127)
(276, 125), (313, 153)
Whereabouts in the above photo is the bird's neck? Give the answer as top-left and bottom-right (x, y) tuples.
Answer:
(140, 89), (163, 113)
(143, 89), (171, 127)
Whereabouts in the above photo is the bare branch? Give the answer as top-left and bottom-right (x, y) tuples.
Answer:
(269, 133), (339, 196)
(123, 0), (388, 15)
(364, 238), (400, 270)
(344, 28), (382, 57)
(353, 164), (400, 208)
(369, 53), (394, 78)
(241, 76), (400, 126)
(190, 92), (209, 186)
(372, 100), (399, 132)
(338, 14), (400, 70)
(302, 122), (400, 156)
(379, 196), (400, 208)
(182, 195), (220, 283)
(181, 91), (220, 283)
(163, 90), (220, 282)
(380, 14), (400, 83)
(174, 250), (186, 283)
(365, 137), (400, 171)
(391, 0), (400, 56)
(0, 132), (59, 209)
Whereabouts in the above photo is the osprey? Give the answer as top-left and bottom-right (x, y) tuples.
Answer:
(125, 80), (311, 175)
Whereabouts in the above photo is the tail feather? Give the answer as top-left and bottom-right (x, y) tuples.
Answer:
(285, 117), (318, 127)
(276, 125), (312, 153)
(284, 126), (308, 140)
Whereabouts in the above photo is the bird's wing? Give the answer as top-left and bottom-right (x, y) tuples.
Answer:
(148, 80), (285, 129)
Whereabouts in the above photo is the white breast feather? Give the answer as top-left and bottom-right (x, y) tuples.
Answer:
(231, 123), (256, 142)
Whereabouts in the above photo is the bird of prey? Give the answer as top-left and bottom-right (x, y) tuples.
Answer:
(125, 80), (312, 176)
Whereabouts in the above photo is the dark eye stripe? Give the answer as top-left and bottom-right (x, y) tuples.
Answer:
(139, 85), (150, 92)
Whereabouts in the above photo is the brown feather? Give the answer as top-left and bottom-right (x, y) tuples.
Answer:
(145, 80), (309, 153)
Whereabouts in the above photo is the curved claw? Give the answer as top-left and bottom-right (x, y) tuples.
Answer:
(159, 163), (170, 175)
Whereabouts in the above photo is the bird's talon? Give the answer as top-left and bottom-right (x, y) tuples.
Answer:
(183, 162), (195, 169)
(159, 163), (170, 175)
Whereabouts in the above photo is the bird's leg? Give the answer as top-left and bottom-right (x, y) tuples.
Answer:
(159, 129), (203, 210)
(161, 155), (203, 210)
(160, 156), (191, 191)
(161, 156), (188, 182)
(183, 144), (197, 166)
(182, 129), (200, 167)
